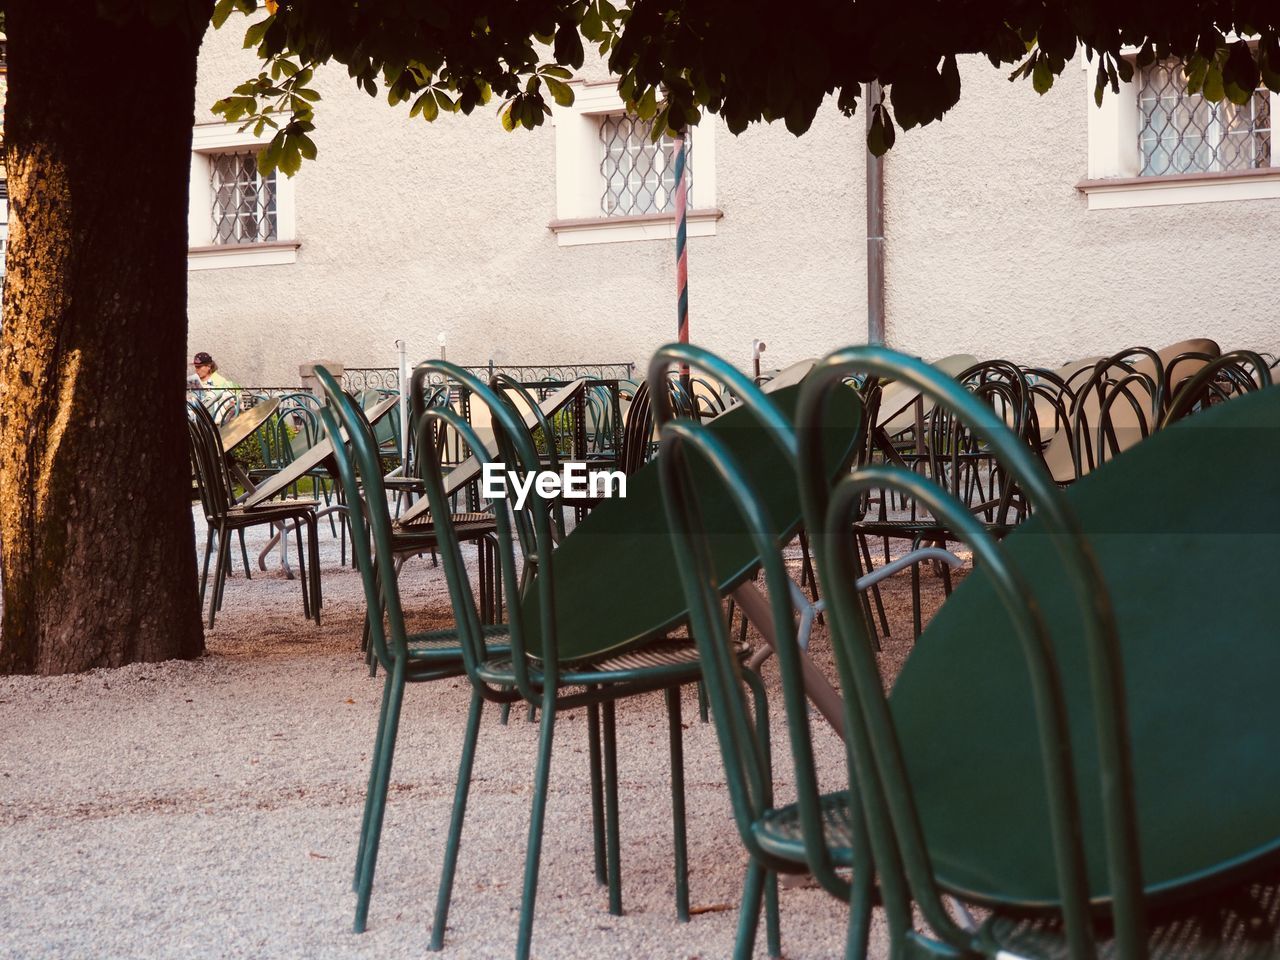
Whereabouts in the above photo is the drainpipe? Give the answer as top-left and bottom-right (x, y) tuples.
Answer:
(866, 81), (886, 346)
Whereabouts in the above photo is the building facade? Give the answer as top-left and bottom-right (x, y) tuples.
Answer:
(188, 21), (1279, 386)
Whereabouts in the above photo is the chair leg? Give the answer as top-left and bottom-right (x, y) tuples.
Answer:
(764, 870), (782, 959)
(430, 689), (485, 951)
(353, 662), (406, 934)
(844, 867), (875, 960)
(733, 860), (766, 960)
(515, 692), (557, 960)
(209, 524), (231, 628)
(665, 686), (690, 922)
(602, 698), (623, 916)
(199, 528), (215, 603)
(742, 667), (781, 957)
(354, 672), (395, 892)
(587, 699), (607, 885)
(239, 529), (251, 580)
(294, 520), (311, 622)
(308, 513), (322, 624)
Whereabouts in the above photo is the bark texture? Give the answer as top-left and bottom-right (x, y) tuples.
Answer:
(0, 2), (214, 672)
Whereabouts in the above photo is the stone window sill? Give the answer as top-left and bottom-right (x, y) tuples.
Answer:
(1076, 167), (1280, 210)
(548, 208), (722, 247)
(188, 240), (300, 271)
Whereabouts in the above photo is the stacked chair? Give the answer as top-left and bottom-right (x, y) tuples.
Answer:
(659, 342), (1280, 959)
(186, 400), (321, 628)
(315, 362), (743, 960)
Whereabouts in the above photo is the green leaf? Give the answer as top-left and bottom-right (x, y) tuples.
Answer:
(210, 0), (238, 30)
(541, 65), (573, 80)
(635, 85), (657, 120)
(784, 96), (818, 135)
(1260, 35), (1280, 90)
(1032, 56), (1053, 95)
(434, 89), (457, 113)
(243, 16), (271, 49)
(1184, 55), (1209, 95)
(867, 104), (896, 155)
(1202, 62), (1225, 102)
(278, 135), (303, 176)
(544, 76), (575, 107)
(581, 6), (603, 41)
(1224, 40), (1261, 98)
(413, 90), (439, 121)
(554, 23), (585, 69)
(296, 133), (318, 161)
(940, 54), (961, 109)
(500, 101), (518, 132)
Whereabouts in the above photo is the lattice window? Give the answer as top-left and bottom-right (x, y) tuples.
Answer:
(599, 116), (692, 216)
(209, 152), (277, 244)
(1139, 58), (1272, 176)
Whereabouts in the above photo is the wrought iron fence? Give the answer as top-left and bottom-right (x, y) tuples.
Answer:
(185, 385), (307, 423)
(341, 367), (401, 393)
(367, 360), (636, 390)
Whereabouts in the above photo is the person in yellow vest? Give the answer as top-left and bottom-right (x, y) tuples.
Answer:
(190, 351), (240, 419)
(191, 351), (238, 391)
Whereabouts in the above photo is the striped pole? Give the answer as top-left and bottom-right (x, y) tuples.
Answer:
(673, 130), (690, 384)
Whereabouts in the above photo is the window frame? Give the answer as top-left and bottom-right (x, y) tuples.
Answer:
(188, 123), (299, 270)
(1079, 49), (1280, 210)
(549, 80), (720, 247)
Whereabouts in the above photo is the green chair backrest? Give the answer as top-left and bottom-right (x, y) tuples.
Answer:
(187, 400), (237, 519)
(1161, 350), (1272, 425)
(651, 342), (865, 903)
(796, 346), (1143, 959)
(313, 368), (411, 674)
(409, 361), (562, 700)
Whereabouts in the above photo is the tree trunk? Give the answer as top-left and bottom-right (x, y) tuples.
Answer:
(0, 2), (213, 673)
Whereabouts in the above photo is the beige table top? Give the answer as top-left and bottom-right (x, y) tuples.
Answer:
(243, 396), (399, 507)
(397, 379), (586, 526)
(219, 398), (280, 454)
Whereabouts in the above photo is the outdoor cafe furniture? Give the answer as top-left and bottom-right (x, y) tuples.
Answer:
(218, 396), (280, 456)
(398, 358), (863, 960)
(800, 347), (1280, 958)
(244, 394), (398, 574)
(653, 343), (964, 959)
(1038, 339), (1220, 484)
(187, 401), (321, 629)
(311, 368), (511, 936)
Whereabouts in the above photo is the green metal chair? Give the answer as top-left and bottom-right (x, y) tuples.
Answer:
(311, 366), (508, 936)
(799, 346), (1280, 959)
(408, 359), (746, 960)
(1160, 350), (1273, 426)
(186, 400), (321, 629)
(652, 343), (870, 960)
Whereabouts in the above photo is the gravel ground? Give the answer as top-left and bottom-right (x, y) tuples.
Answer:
(0, 507), (962, 960)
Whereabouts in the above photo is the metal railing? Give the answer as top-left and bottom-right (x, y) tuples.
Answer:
(350, 361), (635, 392)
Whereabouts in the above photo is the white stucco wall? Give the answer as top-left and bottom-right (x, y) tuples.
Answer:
(884, 57), (1278, 366)
(188, 20), (865, 385)
(189, 21), (1277, 386)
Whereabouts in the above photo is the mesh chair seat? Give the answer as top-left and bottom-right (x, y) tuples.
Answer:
(226, 498), (319, 519)
(477, 638), (749, 688)
(752, 791), (857, 868)
(402, 624), (511, 673)
(985, 865), (1280, 959)
(396, 511), (494, 535)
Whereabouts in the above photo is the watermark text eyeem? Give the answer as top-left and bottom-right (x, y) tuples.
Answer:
(481, 462), (627, 509)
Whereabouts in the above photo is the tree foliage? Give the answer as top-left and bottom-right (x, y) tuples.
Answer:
(212, 0), (1280, 167)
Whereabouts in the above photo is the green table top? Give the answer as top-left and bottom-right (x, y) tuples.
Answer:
(892, 385), (1280, 913)
(522, 384), (861, 663)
